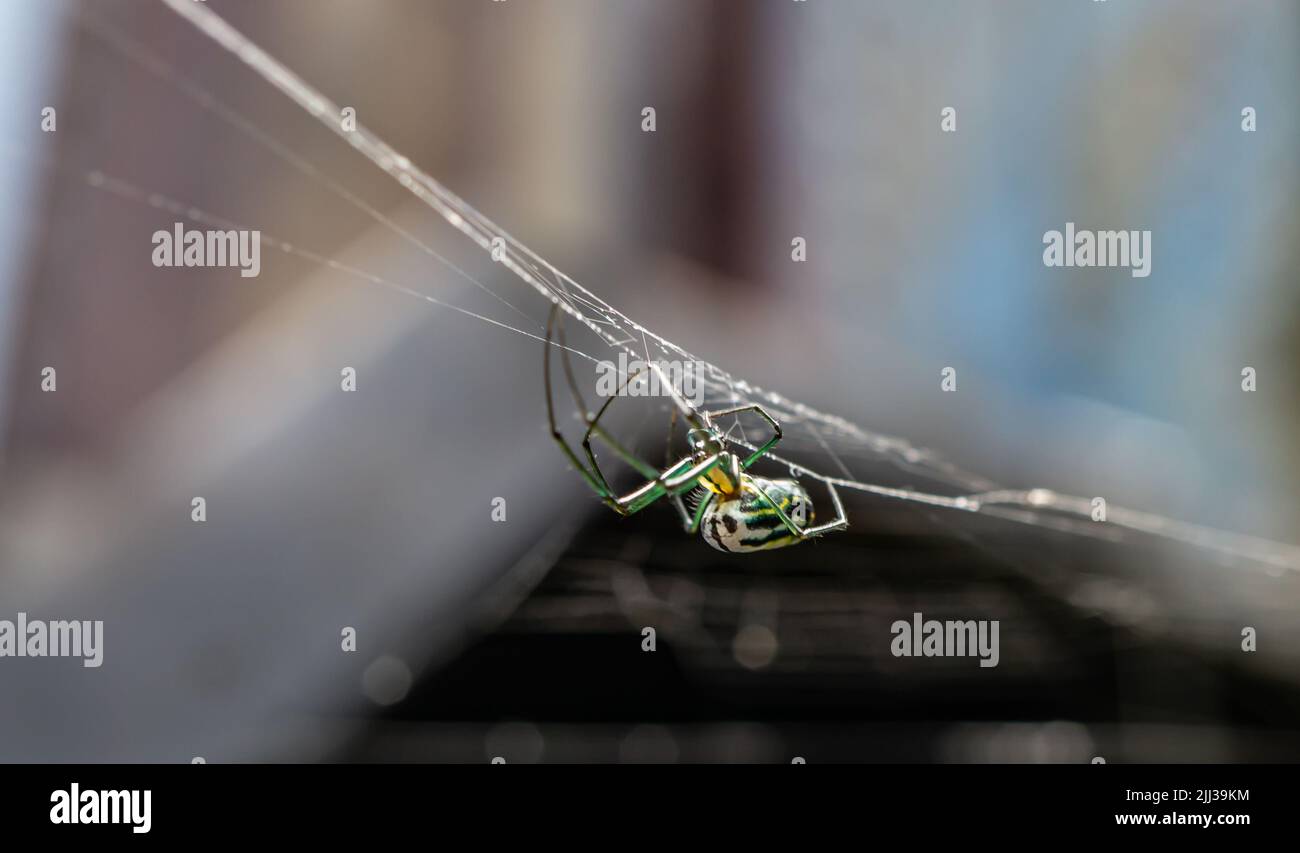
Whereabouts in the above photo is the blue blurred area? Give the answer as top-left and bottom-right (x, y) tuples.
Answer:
(755, 0), (1299, 537)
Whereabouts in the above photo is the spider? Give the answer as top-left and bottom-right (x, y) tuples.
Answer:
(544, 304), (848, 552)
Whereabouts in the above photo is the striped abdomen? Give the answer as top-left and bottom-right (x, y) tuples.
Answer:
(700, 476), (813, 553)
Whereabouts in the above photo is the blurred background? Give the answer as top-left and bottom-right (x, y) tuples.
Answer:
(0, 0), (1297, 762)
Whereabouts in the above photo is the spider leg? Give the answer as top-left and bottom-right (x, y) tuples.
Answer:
(749, 477), (850, 540)
(579, 366), (654, 486)
(564, 322), (696, 525)
(578, 372), (697, 528)
(686, 489), (714, 534)
(544, 304), (624, 512)
(661, 408), (697, 529)
(616, 451), (723, 515)
(703, 404), (783, 469)
(545, 304), (705, 525)
(552, 304), (659, 483)
(554, 309), (685, 476)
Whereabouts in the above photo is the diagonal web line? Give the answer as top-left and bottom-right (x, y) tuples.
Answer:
(152, 0), (1300, 575)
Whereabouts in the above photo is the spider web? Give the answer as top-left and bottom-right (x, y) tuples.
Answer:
(62, 0), (1300, 575)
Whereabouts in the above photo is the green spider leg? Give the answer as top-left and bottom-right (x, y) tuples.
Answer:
(701, 403), (849, 541)
(750, 476), (848, 541)
(702, 404), (784, 468)
(685, 490), (715, 534)
(544, 304), (718, 522)
(578, 373), (698, 526)
(678, 404), (784, 535)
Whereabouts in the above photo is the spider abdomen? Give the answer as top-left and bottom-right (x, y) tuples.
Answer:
(700, 476), (813, 553)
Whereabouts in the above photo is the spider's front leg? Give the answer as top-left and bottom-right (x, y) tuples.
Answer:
(611, 451), (724, 516)
(703, 404), (783, 469)
(579, 382), (707, 526)
(544, 303), (714, 525)
(544, 304), (625, 509)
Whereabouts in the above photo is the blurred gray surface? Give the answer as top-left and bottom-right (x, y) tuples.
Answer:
(0, 0), (1296, 762)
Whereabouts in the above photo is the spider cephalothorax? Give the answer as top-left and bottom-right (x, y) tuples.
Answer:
(544, 304), (847, 552)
